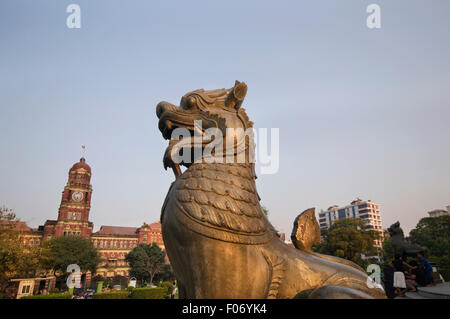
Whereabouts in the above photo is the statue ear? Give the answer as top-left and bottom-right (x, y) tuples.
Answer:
(226, 80), (248, 109)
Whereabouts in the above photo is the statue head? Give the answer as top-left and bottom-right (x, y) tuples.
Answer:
(388, 221), (403, 238)
(156, 81), (255, 169)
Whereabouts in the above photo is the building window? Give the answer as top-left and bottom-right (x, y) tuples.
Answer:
(21, 285), (31, 294)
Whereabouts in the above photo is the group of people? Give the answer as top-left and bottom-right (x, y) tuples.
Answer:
(386, 251), (436, 298)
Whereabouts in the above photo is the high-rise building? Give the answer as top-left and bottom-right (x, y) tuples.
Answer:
(317, 198), (383, 247)
(428, 209), (449, 218)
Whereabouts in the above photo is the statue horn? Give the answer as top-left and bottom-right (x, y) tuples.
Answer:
(226, 81), (248, 109)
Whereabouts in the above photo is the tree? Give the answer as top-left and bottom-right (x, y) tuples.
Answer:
(125, 243), (166, 285)
(314, 218), (380, 268)
(0, 206), (42, 292)
(40, 235), (102, 275)
(154, 264), (175, 283)
(409, 215), (450, 280)
(409, 216), (450, 257)
(382, 238), (395, 265)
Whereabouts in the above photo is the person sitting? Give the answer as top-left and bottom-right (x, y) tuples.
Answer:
(389, 254), (418, 296)
(383, 264), (396, 299)
(409, 259), (427, 286)
(417, 252), (436, 287)
(389, 255), (408, 297)
(404, 270), (418, 292)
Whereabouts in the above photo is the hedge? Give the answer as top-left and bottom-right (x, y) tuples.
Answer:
(93, 291), (130, 299)
(159, 281), (174, 297)
(129, 287), (166, 299)
(21, 293), (72, 299)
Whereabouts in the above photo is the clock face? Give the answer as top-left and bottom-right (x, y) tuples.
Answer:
(72, 191), (84, 202)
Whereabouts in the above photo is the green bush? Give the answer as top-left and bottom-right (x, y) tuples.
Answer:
(127, 286), (134, 291)
(93, 291), (130, 299)
(159, 281), (173, 298)
(129, 287), (166, 299)
(429, 255), (450, 281)
(21, 293), (72, 299)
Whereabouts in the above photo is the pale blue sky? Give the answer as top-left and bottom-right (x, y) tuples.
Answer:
(1, 1), (449, 236)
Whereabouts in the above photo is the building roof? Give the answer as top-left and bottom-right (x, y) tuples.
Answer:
(92, 221), (162, 237)
(70, 157), (91, 174)
(147, 221), (161, 231)
(0, 220), (42, 235)
(93, 226), (139, 236)
(428, 209), (447, 213)
(0, 220), (39, 234)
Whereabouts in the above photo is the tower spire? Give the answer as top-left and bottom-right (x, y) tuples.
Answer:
(50, 156), (93, 238)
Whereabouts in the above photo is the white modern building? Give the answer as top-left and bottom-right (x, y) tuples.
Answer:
(428, 209), (449, 218)
(318, 198), (383, 248)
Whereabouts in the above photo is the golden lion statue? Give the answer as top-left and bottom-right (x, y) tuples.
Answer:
(156, 81), (385, 299)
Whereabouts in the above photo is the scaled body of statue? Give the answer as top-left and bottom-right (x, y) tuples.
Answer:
(156, 81), (386, 299)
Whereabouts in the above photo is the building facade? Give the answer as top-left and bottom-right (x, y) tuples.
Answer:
(91, 222), (165, 278)
(16, 157), (165, 279)
(318, 198), (383, 247)
(427, 209), (449, 218)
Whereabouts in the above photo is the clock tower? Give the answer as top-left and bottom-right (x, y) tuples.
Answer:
(51, 157), (94, 238)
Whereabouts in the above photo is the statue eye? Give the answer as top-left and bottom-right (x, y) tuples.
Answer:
(186, 96), (196, 108)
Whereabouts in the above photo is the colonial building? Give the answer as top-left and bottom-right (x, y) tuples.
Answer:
(91, 222), (165, 278)
(15, 157), (164, 279)
(1, 220), (43, 247)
